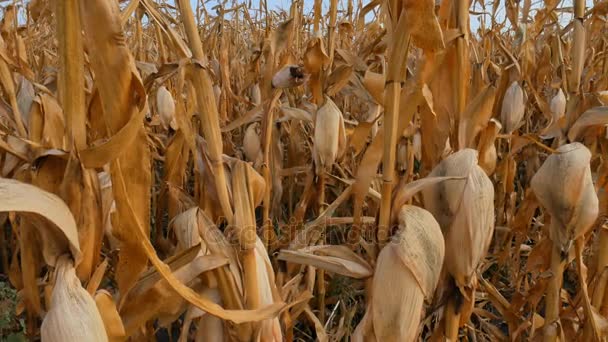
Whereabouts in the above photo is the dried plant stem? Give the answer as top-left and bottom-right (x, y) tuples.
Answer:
(242, 248), (261, 309)
(544, 240), (565, 342)
(327, 0), (338, 66)
(55, 0), (86, 150)
(444, 294), (461, 341)
(177, 0), (233, 224)
(377, 17), (409, 247)
(576, 237), (600, 342)
(592, 221), (608, 308)
(0, 56), (26, 137)
(313, 0), (322, 32)
(262, 90), (282, 248)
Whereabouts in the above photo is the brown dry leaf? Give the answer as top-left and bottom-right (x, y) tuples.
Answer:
(567, 106), (608, 142)
(80, 0), (152, 296)
(0, 177), (81, 265)
(403, 0), (445, 52)
(95, 290), (127, 342)
(278, 245), (373, 279)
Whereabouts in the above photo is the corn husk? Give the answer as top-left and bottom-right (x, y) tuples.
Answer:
(157, 86), (177, 130)
(194, 288), (225, 342)
(313, 96), (346, 176)
(243, 122), (263, 167)
(477, 119), (502, 175)
(531, 142), (599, 252)
(598, 90), (608, 106)
(271, 65), (305, 88)
(250, 83), (261, 106)
(421, 149), (495, 288)
(41, 255), (108, 342)
(501, 81), (525, 134)
(413, 131), (421, 160)
(397, 138), (408, 172)
(353, 205), (444, 342)
(541, 88), (566, 139)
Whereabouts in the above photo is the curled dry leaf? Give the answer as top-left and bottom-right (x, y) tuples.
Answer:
(0, 177), (81, 266)
(477, 118), (502, 175)
(531, 142), (598, 252)
(278, 245), (373, 279)
(567, 106), (608, 142)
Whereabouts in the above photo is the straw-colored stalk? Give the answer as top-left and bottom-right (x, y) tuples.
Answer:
(377, 15), (410, 247)
(530, 143), (599, 342)
(177, 0), (233, 224)
(312, 95), (345, 320)
(570, 0), (585, 93)
(55, 0), (85, 150)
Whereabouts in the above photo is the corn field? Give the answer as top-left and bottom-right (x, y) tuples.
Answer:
(0, 0), (608, 340)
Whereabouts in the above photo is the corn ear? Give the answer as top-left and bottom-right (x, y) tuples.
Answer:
(313, 96), (345, 176)
(271, 65), (306, 89)
(243, 122), (263, 167)
(531, 142), (599, 252)
(157, 86), (177, 130)
(422, 149), (495, 288)
(41, 255), (108, 342)
(500, 81), (525, 134)
(354, 205), (444, 342)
